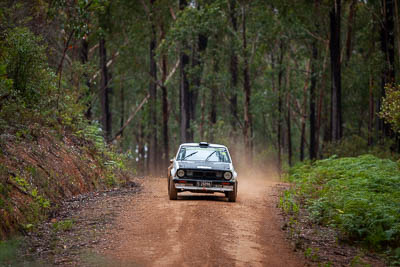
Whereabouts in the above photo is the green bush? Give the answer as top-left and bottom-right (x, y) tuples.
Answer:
(0, 238), (21, 264)
(322, 134), (398, 160)
(0, 28), (57, 113)
(380, 84), (400, 133)
(0, 27), (87, 132)
(283, 155), (400, 250)
(52, 219), (74, 232)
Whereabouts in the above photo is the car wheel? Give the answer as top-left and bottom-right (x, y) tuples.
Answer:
(227, 181), (237, 202)
(168, 177), (178, 200)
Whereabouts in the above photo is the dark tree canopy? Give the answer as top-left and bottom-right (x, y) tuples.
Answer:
(1, 0), (399, 174)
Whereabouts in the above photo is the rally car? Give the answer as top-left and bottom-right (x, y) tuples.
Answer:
(168, 142), (238, 202)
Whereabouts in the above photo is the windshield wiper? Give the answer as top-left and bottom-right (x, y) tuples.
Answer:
(182, 151), (198, 160)
(205, 151), (217, 161)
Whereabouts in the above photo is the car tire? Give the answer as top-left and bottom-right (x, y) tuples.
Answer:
(168, 177), (178, 200)
(227, 181), (237, 202)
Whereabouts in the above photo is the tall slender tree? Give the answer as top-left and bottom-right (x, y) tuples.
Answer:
(330, 0), (342, 141)
(161, 23), (169, 168)
(80, 35), (92, 120)
(378, 0), (396, 138)
(148, 0), (158, 174)
(229, 0), (238, 130)
(309, 42), (318, 159)
(242, 4), (252, 161)
(179, 0), (191, 143)
(99, 36), (112, 142)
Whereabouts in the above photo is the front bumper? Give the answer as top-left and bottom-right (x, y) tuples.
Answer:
(173, 178), (234, 192)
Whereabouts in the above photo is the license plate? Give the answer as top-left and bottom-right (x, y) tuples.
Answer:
(198, 181), (212, 187)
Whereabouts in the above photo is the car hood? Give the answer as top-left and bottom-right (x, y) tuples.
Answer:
(177, 161), (231, 171)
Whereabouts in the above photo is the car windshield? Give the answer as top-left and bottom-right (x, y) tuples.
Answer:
(177, 146), (231, 163)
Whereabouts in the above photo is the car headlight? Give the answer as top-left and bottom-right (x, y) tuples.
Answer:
(177, 169), (185, 178)
(223, 171), (232, 180)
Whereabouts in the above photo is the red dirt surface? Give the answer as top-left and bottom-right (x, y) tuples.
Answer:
(99, 173), (307, 266)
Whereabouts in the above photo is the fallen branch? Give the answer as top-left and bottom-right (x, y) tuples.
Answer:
(155, 58), (180, 87)
(89, 51), (120, 83)
(111, 93), (150, 142)
(165, 59), (180, 85)
(169, 7), (176, 20)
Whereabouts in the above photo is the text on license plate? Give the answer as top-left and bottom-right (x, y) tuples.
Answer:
(197, 181), (212, 187)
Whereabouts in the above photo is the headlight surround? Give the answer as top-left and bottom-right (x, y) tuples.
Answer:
(223, 171), (232, 180)
(177, 169), (185, 178)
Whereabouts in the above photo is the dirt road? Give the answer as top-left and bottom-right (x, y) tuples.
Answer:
(102, 173), (306, 267)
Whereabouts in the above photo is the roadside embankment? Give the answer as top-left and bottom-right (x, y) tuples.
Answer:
(0, 125), (128, 240)
(280, 155), (399, 265)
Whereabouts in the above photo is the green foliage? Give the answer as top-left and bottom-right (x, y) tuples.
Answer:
(105, 173), (117, 186)
(160, 1), (225, 54)
(0, 27), (57, 110)
(52, 219), (74, 232)
(76, 123), (107, 152)
(349, 254), (371, 267)
(12, 176), (30, 193)
(304, 247), (320, 262)
(388, 247), (400, 265)
(283, 155), (400, 251)
(10, 175), (50, 209)
(76, 122), (128, 175)
(322, 135), (398, 160)
(0, 27), (90, 134)
(380, 84), (400, 133)
(279, 190), (299, 215)
(31, 189), (50, 209)
(0, 238), (21, 265)
(0, 22), (131, 241)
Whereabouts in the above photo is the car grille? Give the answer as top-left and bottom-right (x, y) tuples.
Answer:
(185, 169), (224, 180)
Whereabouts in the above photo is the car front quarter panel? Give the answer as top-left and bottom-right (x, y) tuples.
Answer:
(171, 161), (179, 177)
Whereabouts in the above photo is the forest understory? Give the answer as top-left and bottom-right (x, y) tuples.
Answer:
(0, 174), (389, 267)
(1, 0), (400, 266)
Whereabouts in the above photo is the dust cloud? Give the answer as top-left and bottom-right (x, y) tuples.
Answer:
(230, 145), (282, 200)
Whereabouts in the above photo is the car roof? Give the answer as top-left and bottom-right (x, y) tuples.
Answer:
(180, 143), (227, 149)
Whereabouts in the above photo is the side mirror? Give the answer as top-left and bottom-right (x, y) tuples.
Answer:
(169, 158), (174, 163)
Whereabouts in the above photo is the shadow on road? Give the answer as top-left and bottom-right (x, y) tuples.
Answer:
(177, 194), (228, 202)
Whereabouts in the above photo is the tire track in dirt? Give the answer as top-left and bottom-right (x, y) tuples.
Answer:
(102, 174), (306, 266)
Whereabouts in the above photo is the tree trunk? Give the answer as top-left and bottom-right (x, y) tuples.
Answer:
(120, 81), (124, 137)
(299, 60), (310, 161)
(199, 90), (205, 140)
(136, 120), (145, 176)
(330, 0), (342, 142)
(286, 62), (292, 167)
(395, 0), (400, 75)
(381, 0), (396, 83)
(316, 43), (329, 158)
(300, 118), (306, 161)
(310, 0), (320, 159)
(344, 0), (357, 65)
(161, 25), (169, 168)
(287, 95), (292, 167)
(99, 37), (112, 142)
(277, 42), (284, 169)
(242, 5), (252, 162)
(209, 58), (218, 142)
(80, 36), (92, 120)
(379, 0), (395, 139)
(179, 0), (190, 143)
(229, 0), (238, 130)
(148, 0), (158, 175)
(309, 41), (318, 159)
(368, 77), (374, 146)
